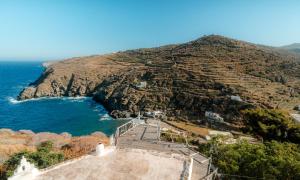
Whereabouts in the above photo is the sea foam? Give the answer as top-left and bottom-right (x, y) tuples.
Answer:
(7, 97), (21, 104)
(99, 114), (111, 121)
(7, 96), (89, 104)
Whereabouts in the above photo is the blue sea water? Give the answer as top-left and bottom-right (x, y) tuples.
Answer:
(0, 61), (126, 136)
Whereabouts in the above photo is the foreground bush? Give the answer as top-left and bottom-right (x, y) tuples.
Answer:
(199, 138), (300, 179)
(2, 141), (64, 178)
(242, 108), (300, 143)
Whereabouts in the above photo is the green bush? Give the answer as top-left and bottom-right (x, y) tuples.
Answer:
(198, 138), (300, 179)
(3, 151), (30, 177)
(2, 141), (64, 178)
(242, 108), (300, 143)
(37, 141), (54, 153)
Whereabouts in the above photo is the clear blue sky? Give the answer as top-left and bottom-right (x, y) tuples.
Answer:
(0, 0), (299, 61)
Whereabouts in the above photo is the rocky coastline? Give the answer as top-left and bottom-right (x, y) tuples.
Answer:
(18, 35), (300, 129)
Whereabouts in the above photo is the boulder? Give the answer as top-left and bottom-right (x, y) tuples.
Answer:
(110, 110), (131, 118)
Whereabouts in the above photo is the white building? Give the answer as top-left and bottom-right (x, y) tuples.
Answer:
(9, 156), (40, 180)
(230, 95), (243, 102)
(145, 110), (163, 118)
(205, 111), (224, 123)
(135, 81), (147, 89)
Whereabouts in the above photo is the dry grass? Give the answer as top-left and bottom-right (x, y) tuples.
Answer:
(0, 130), (109, 164)
(166, 121), (209, 137)
(61, 135), (109, 159)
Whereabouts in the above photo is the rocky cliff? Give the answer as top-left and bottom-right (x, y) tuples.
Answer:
(18, 35), (300, 129)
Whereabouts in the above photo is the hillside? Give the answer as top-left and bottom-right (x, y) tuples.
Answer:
(18, 35), (300, 130)
(280, 43), (300, 54)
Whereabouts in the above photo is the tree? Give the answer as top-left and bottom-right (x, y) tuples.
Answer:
(198, 138), (300, 179)
(2, 141), (64, 178)
(242, 108), (300, 143)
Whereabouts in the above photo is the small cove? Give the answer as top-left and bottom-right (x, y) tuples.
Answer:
(0, 61), (126, 136)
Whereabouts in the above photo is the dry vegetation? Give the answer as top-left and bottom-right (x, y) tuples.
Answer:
(0, 129), (108, 164)
(61, 134), (109, 159)
(165, 121), (209, 137)
(19, 35), (300, 130)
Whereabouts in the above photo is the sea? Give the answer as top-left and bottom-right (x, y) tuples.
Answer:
(0, 61), (127, 136)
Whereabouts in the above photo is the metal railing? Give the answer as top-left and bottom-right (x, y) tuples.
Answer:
(111, 117), (218, 179)
(111, 118), (137, 146)
(116, 119), (135, 136)
(160, 130), (218, 179)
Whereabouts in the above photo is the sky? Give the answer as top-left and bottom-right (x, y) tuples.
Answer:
(0, 0), (300, 61)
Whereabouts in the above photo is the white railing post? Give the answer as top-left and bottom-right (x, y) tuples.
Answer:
(187, 158), (193, 180)
(206, 156), (212, 176)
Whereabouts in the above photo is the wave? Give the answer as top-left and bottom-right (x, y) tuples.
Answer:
(62, 96), (90, 102)
(7, 96), (56, 104)
(62, 96), (89, 100)
(7, 97), (21, 104)
(7, 96), (90, 104)
(14, 85), (25, 89)
(99, 114), (111, 121)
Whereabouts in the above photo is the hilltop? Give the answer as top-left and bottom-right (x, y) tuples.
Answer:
(280, 43), (300, 54)
(18, 35), (300, 130)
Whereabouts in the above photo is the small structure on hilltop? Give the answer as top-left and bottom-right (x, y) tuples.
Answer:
(134, 81), (147, 89)
(205, 111), (224, 123)
(230, 95), (243, 102)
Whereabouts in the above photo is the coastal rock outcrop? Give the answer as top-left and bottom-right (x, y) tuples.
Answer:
(18, 35), (300, 129)
(18, 55), (142, 99)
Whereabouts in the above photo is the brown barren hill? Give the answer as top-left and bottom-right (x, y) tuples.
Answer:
(18, 35), (300, 129)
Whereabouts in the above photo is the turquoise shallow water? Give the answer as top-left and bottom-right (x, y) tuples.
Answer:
(0, 61), (126, 136)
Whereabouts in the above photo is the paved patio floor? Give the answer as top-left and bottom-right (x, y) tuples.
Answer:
(36, 148), (186, 180)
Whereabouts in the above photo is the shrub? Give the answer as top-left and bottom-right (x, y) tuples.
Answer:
(242, 108), (300, 143)
(2, 141), (64, 178)
(198, 138), (300, 179)
(37, 141), (54, 153)
(3, 151), (30, 177)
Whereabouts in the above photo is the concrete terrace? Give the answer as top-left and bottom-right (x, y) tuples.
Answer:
(36, 149), (186, 180)
(117, 122), (210, 180)
(32, 119), (211, 180)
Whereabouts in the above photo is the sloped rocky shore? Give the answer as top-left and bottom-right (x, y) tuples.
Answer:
(18, 35), (300, 129)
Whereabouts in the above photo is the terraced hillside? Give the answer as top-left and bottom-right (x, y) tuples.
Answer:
(19, 35), (300, 129)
